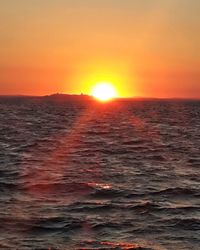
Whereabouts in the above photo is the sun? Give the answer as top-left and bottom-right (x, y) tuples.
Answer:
(91, 82), (117, 101)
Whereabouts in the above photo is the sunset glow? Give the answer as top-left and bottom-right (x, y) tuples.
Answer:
(91, 82), (117, 101)
(0, 1), (200, 98)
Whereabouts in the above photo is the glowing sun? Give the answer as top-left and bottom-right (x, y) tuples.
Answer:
(91, 82), (117, 101)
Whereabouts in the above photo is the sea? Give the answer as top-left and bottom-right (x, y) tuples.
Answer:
(0, 97), (199, 250)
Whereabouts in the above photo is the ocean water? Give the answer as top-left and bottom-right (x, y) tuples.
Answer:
(0, 98), (199, 250)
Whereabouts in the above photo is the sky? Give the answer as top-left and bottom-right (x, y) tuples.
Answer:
(0, 0), (199, 98)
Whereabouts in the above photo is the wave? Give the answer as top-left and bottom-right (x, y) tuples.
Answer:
(30, 217), (82, 234)
(77, 240), (155, 250)
(23, 182), (95, 195)
(160, 218), (200, 231)
(151, 187), (199, 196)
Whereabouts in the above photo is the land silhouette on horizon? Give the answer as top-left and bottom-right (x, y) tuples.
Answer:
(0, 93), (199, 101)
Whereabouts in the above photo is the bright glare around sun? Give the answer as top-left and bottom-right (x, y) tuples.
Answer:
(91, 82), (117, 101)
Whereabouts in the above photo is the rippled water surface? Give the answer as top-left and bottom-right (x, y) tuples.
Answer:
(0, 98), (200, 249)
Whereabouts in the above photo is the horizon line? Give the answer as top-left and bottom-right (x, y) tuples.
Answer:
(0, 93), (200, 101)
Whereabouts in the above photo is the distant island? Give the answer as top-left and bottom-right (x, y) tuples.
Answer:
(0, 93), (94, 104)
(44, 93), (93, 101)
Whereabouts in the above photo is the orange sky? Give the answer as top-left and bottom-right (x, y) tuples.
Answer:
(0, 0), (199, 98)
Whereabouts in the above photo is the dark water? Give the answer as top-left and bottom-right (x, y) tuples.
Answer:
(0, 98), (200, 250)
